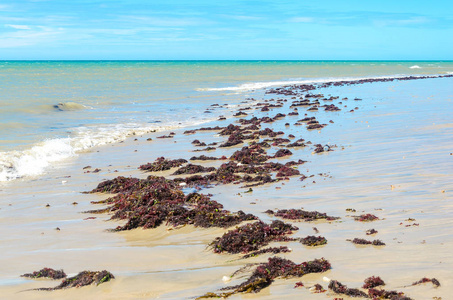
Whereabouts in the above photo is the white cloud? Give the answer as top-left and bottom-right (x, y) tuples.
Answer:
(373, 16), (430, 27)
(0, 4), (11, 11)
(290, 17), (315, 23)
(5, 24), (31, 30)
(221, 15), (262, 21)
(121, 15), (203, 27)
(0, 26), (62, 48)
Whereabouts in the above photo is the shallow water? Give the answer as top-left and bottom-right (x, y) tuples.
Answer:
(0, 66), (452, 299)
(1, 60), (453, 181)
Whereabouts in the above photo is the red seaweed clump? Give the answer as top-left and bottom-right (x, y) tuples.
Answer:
(411, 277), (440, 287)
(139, 157), (188, 172)
(21, 268), (66, 280)
(351, 238), (385, 246)
(267, 209), (339, 221)
(355, 214), (379, 222)
(210, 220), (298, 254)
(286, 141), (306, 147)
(266, 137), (290, 146)
(193, 146), (216, 152)
(192, 139), (207, 146)
(87, 176), (141, 194)
(219, 124), (241, 135)
(258, 128), (284, 137)
(35, 270), (114, 290)
(275, 166), (300, 178)
(328, 280), (368, 298)
(219, 132), (245, 147)
(301, 235), (327, 246)
(190, 155), (225, 161)
(88, 176), (256, 230)
(324, 104), (341, 111)
(273, 149), (293, 158)
(173, 175), (211, 188)
(210, 162), (243, 184)
(285, 159), (306, 167)
(368, 288), (412, 300)
(241, 175), (275, 188)
(171, 164), (216, 175)
(197, 126), (225, 131)
(311, 283), (326, 293)
(197, 257), (331, 298)
(241, 246), (291, 259)
(230, 145), (269, 164)
(308, 123), (325, 130)
(363, 276), (385, 289)
(366, 228), (378, 235)
(167, 193), (257, 228)
(314, 144), (330, 153)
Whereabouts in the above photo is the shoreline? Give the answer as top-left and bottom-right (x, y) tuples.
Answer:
(1, 73), (452, 183)
(0, 76), (452, 299)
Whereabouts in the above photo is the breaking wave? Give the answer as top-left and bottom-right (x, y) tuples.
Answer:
(196, 74), (438, 92)
(0, 120), (211, 182)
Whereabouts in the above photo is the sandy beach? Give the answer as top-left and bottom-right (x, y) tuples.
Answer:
(0, 76), (452, 299)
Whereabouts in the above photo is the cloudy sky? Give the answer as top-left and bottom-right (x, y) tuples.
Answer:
(0, 0), (452, 60)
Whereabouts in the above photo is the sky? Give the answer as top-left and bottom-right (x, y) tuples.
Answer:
(0, 0), (452, 60)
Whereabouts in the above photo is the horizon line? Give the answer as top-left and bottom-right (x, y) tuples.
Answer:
(1, 59), (453, 62)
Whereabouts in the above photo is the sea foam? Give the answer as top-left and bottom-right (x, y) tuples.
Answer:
(196, 75), (428, 92)
(410, 65), (421, 69)
(0, 120), (212, 182)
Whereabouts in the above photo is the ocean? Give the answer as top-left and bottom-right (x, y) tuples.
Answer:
(1, 60), (452, 182)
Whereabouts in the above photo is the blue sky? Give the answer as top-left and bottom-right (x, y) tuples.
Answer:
(0, 0), (452, 60)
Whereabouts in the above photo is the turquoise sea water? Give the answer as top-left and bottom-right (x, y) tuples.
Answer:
(1, 60), (452, 181)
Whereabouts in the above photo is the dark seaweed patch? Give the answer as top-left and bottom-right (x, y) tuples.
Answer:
(300, 235), (327, 246)
(354, 214), (379, 222)
(266, 209), (339, 221)
(171, 164), (216, 175)
(210, 220), (298, 254)
(241, 246), (291, 259)
(197, 257), (331, 298)
(190, 155), (225, 161)
(328, 280), (368, 298)
(21, 268), (66, 280)
(363, 276), (385, 289)
(34, 270), (114, 290)
(138, 157), (188, 172)
(88, 176), (256, 230)
(368, 288), (412, 300)
(366, 229), (378, 235)
(411, 277), (440, 287)
(351, 238), (386, 246)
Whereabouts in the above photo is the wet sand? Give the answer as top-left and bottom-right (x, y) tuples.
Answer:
(0, 77), (452, 299)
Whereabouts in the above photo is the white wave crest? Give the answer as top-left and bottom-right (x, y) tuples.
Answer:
(0, 139), (75, 181)
(196, 75), (429, 93)
(0, 119), (212, 182)
(409, 65), (421, 69)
